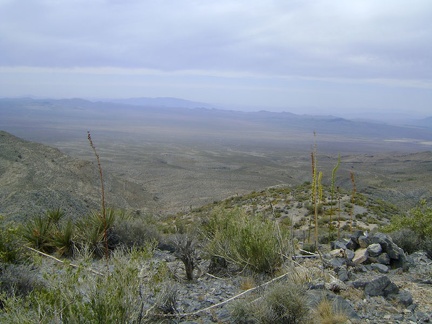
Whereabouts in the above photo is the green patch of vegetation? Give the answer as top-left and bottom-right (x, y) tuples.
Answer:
(202, 207), (289, 274)
(231, 280), (310, 324)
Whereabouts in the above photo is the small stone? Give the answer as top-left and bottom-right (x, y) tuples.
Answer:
(351, 281), (367, 289)
(371, 263), (389, 273)
(353, 248), (368, 265)
(345, 249), (355, 261)
(346, 238), (358, 251)
(329, 258), (347, 271)
(329, 249), (346, 258)
(377, 252), (391, 265)
(338, 268), (350, 282)
(364, 275), (399, 297)
(398, 290), (413, 306)
(367, 243), (383, 257)
(358, 235), (369, 248)
(331, 239), (349, 250)
(394, 314), (404, 320)
(350, 230), (364, 244)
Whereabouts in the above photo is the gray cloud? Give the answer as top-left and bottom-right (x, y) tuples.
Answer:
(0, 0), (431, 115)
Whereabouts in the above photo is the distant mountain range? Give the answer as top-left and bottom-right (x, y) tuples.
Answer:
(0, 97), (431, 153)
(105, 97), (215, 109)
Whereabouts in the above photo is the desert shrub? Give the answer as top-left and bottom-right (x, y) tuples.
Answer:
(203, 207), (289, 274)
(230, 280), (309, 323)
(312, 298), (348, 324)
(301, 242), (317, 254)
(170, 232), (199, 280)
(421, 238), (432, 259)
(0, 248), (159, 323)
(0, 217), (23, 264)
(386, 201), (432, 240)
(389, 229), (421, 254)
(0, 263), (45, 297)
(111, 212), (161, 250)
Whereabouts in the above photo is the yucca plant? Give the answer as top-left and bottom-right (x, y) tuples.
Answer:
(51, 219), (75, 257)
(75, 209), (117, 258)
(22, 214), (55, 253)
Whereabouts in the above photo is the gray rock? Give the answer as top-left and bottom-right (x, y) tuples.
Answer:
(338, 268), (350, 282)
(358, 235), (370, 248)
(369, 232), (408, 269)
(364, 276), (399, 297)
(350, 230), (364, 245)
(371, 263), (389, 273)
(331, 239), (349, 250)
(345, 249), (355, 261)
(353, 248), (368, 265)
(397, 290), (413, 306)
(351, 281), (368, 289)
(370, 232), (391, 251)
(346, 238), (358, 251)
(367, 243), (383, 257)
(329, 257), (347, 271)
(377, 252), (391, 265)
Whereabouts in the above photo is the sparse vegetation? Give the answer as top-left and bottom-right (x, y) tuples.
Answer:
(385, 200), (432, 257)
(203, 207), (289, 274)
(231, 280), (310, 323)
(2, 128), (431, 322)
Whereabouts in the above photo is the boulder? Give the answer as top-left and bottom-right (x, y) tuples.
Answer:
(358, 235), (370, 248)
(328, 257), (347, 271)
(377, 252), (391, 265)
(364, 276), (399, 297)
(352, 248), (368, 265)
(371, 263), (389, 273)
(367, 243), (383, 257)
(331, 239), (349, 250)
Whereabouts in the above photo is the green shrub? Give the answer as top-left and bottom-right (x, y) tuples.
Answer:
(0, 263), (46, 298)
(111, 212), (161, 250)
(0, 248), (159, 323)
(386, 201), (432, 240)
(389, 229), (421, 254)
(0, 217), (23, 264)
(231, 280), (310, 323)
(203, 207), (289, 274)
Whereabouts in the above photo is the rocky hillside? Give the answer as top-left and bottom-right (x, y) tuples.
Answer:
(0, 131), (157, 221)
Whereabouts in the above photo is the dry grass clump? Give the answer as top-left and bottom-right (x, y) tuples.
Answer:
(312, 298), (348, 324)
(231, 280), (310, 323)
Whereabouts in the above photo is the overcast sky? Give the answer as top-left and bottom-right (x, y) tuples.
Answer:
(0, 0), (431, 118)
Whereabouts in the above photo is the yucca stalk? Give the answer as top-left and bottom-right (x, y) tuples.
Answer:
(329, 154), (341, 237)
(350, 171), (356, 233)
(308, 151), (316, 244)
(310, 131), (320, 247)
(337, 186), (341, 239)
(87, 131), (109, 265)
(315, 171), (323, 247)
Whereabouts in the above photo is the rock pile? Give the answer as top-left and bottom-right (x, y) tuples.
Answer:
(316, 231), (432, 323)
(329, 231), (408, 272)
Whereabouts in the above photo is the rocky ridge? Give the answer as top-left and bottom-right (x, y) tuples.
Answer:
(139, 232), (432, 323)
